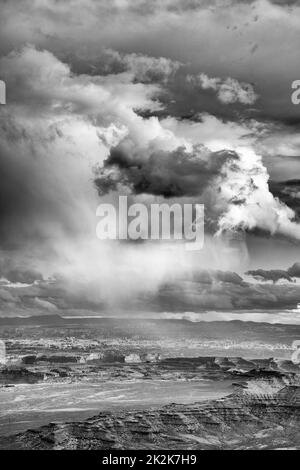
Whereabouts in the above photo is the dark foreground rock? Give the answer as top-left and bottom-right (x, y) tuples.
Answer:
(1, 385), (299, 450)
(0, 366), (44, 384)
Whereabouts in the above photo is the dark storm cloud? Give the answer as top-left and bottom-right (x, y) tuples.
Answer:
(1, 266), (299, 316)
(177, 269), (245, 286)
(245, 269), (294, 283)
(1, 269), (43, 284)
(246, 262), (300, 283)
(213, 270), (245, 285)
(0, 274), (108, 315)
(147, 277), (300, 311)
(94, 143), (238, 198)
(64, 48), (181, 84)
(270, 0), (300, 5)
(288, 262), (300, 277)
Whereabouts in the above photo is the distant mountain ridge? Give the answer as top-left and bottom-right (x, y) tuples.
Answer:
(1, 315), (300, 348)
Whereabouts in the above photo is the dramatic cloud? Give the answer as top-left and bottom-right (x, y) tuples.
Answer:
(0, 45), (170, 251)
(0, 46), (212, 310)
(1, 0), (299, 123)
(95, 140), (300, 241)
(0, 2), (300, 318)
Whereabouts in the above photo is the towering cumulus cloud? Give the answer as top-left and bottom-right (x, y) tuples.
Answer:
(214, 148), (300, 240)
(95, 139), (300, 240)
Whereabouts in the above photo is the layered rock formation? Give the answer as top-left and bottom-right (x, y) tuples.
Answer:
(1, 384), (299, 450)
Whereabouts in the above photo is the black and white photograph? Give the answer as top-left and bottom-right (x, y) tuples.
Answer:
(0, 0), (300, 454)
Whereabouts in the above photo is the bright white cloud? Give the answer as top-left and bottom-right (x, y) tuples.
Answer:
(187, 73), (258, 105)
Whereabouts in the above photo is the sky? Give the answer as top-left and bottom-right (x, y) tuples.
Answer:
(0, 0), (300, 320)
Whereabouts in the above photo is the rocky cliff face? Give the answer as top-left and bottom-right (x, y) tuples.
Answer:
(1, 384), (299, 450)
(2, 355), (299, 385)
